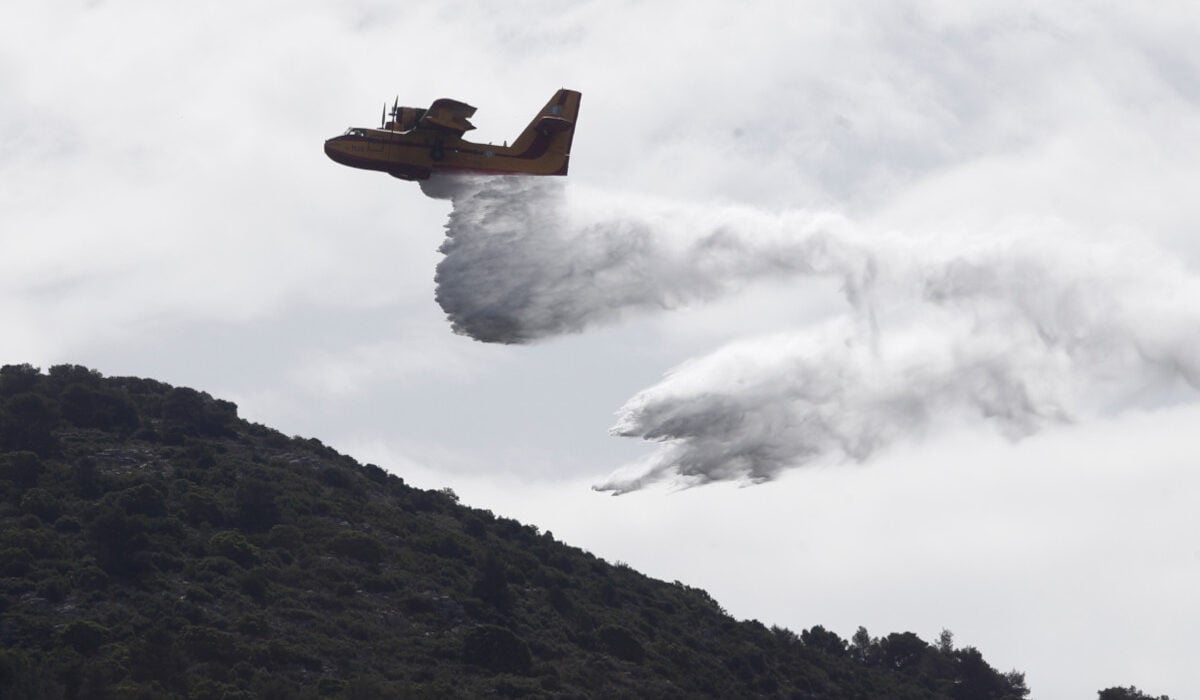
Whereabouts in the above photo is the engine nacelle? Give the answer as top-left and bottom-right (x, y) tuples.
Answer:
(386, 106), (426, 132)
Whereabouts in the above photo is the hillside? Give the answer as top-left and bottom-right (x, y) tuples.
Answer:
(0, 363), (1034, 698)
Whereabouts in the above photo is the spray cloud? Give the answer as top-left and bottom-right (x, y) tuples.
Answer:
(427, 175), (1200, 493)
(429, 175), (872, 343)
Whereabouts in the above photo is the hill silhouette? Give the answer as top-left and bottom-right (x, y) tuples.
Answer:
(0, 363), (1041, 698)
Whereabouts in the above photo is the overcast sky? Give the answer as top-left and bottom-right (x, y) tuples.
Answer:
(4, 2), (1200, 696)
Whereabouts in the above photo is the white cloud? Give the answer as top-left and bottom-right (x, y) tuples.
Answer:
(288, 334), (496, 399)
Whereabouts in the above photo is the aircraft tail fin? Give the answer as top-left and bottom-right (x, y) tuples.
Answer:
(510, 89), (582, 175)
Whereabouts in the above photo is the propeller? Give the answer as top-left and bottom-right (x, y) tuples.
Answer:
(381, 103), (386, 128)
(384, 97), (402, 130)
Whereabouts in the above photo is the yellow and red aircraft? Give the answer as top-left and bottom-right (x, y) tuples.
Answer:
(324, 89), (581, 181)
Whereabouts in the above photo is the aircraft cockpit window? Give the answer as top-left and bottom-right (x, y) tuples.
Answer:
(344, 128), (367, 137)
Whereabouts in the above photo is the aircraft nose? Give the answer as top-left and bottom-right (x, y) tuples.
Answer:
(324, 138), (348, 165)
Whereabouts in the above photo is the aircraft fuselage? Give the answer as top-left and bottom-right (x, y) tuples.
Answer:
(324, 89), (580, 181)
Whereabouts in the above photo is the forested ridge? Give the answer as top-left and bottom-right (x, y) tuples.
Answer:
(0, 363), (1149, 698)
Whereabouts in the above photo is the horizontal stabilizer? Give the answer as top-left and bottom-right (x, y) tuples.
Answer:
(536, 116), (574, 132)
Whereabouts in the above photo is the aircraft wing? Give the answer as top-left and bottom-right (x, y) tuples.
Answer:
(417, 98), (477, 136)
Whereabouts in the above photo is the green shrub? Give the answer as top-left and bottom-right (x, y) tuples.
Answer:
(20, 488), (59, 520)
(0, 451), (43, 487)
(182, 490), (226, 526)
(234, 479), (278, 532)
(329, 530), (384, 565)
(35, 577), (67, 604)
(62, 620), (110, 655)
(597, 625), (646, 664)
(237, 568), (270, 601)
(180, 626), (240, 663)
(0, 547), (33, 576)
(58, 382), (139, 432)
(0, 363), (41, 396)
(88, 505), (149, 577)
(267, 524), (303, 551)
(47, 364), (102, 388)
(1, 393), (60, 455)
(462, 625), (532, 675)
(115, 483), (166, 517)
(319, 466), (353, 489)
(209, 531), (259, 567)
(74, 565), (110, 591)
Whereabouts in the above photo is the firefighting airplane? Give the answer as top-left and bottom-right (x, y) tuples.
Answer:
(324, 89), (581, 181)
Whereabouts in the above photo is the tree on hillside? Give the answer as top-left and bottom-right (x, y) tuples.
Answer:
(877, 631), (927, 671)
(1, 393), (59, 455)
(937, 628), (954, 653)
(849, 626), (876, 664)
(1098, 686), (1174, 700)
(801, 625), (847, 656)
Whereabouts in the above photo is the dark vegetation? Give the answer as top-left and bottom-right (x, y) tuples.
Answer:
(0, 363), (1054, 697)
(1097, 687), (1175, 700)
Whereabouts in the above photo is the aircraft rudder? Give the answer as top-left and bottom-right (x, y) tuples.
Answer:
(510, 88), (581, 174)
(547, 88), (581, 123)
(550, 90), (580, 175)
